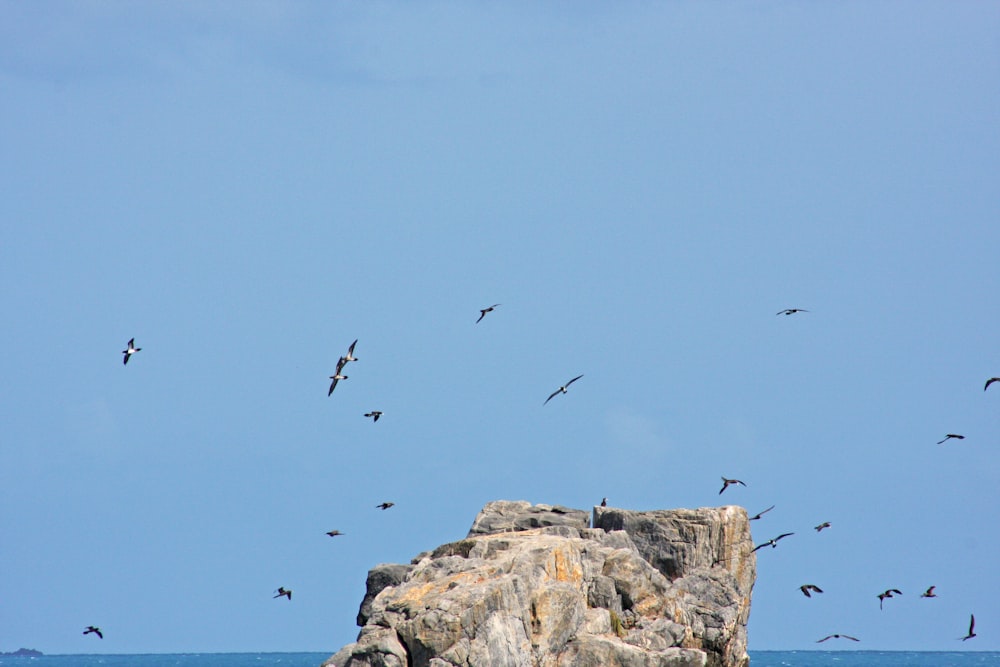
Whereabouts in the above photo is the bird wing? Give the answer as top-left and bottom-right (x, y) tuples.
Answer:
(347, 339), (357, 355)
(752, 543), (766, 552)
(813, 586), (823, 593)
(776, 532), (794, 541)
(328, 377), (339, 395)
(476, 311), (486, 323)
(969, 615), (975, 634)
(543, 389), (561, 405)
(986, 378), (999, 391)
(565, 374), (584, 387)
(816, 636), (832, 643)
(844, 635), (859, 641)
(800, 586), (811, 597)
(123, 352), (130, 365)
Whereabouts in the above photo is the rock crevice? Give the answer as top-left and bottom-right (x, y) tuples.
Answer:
(324, 501), (755, 667)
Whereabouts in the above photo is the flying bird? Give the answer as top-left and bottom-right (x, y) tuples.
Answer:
(327, 372), (348, 396)
(961, 614), (976, 641)
(122, 338), (141, 365)
(364, 411), (383, 422)
(753, 533), (794, 552)
(544, 375), (584, 405)
(335, 339), (359, 374)
(814, 522), (831, 532)
(749, 505), (775, 521)
(937, 434), (965, 444)
(817, 634), (859, 643)
(878, 588), (902, 609)
(376, 502), (394, 510)
(719, 477), (747, 495)
(985, 378), (1000, 392)
(83, 626), (103, 639)
(476, 304), (500, 323)
(274, 587), (292, 600)
(776, 308), (809, 316)
(326, 530), (343, 537)
(800, 584), (823, 598)
(921, 586), (937, 598)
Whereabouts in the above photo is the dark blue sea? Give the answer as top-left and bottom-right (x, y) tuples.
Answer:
(0, 653), (998, 666)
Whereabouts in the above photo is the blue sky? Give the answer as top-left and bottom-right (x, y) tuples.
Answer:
(1, 1), (998, 656)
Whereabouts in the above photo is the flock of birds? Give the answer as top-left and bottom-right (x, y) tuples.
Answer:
(80, 307), (989, 648)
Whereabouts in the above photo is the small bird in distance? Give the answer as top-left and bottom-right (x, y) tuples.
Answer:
(364, 411), (383, 422)
(122, 338), (141, 365)
(719, 477), (747, 495)
(544, 375), (584, 405)
(921, 586), (937, 598)
(817, 634), (859, 643)
(814, 522), (831, 532)
(337, 339), (358, 372)
(749, 505), (775, 521)
(961, 614), (976, 641)
(327, 372), (348, 396)
(937, 434), (965, 444)
(776, 308), (809, 316)
(476, 304), (500, 323)
(83, 626), (103, 639)
(800, 584), (823, 598)
(753, 533), (794, 552)
(600, 497), (607, 507)
(326, 530), (344, 537)
(376, 502), (394, 510)
(274, 587), (292, 600)
(878, 588), (902, 610)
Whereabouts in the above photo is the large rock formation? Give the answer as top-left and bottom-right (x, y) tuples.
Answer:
(324, 501), (755, 667)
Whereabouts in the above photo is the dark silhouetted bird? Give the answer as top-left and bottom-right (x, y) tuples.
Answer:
(814, 522), (831, 532)
(800, 584), (823, 598)
(83, 626), (103, 639)
(753, 533), (794, 552)
(274, 587), (292, 600)
(544, 375), (584, 405)
(777, 308), (809, 316)
(476, 304), (500, 323)
(962, 614), (976, 641)
(937, 434), (965, 444)
(376, 502), (394, 510)
(749, 505), (775, 520)
(817, 634), (859, 643)
(985, 378), (1000, 392)
(326, 530), (343, 537)
(600, 497), (607, 507)
(364, 411), (383, 422)
(921, 586), (937, 598)
(719, 477), (746, 494)
(122, 338), (141, 365)
(878, 589), (902, 609)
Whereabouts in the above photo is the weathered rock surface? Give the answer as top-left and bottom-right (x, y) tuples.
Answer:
(323, 501), (755, 667)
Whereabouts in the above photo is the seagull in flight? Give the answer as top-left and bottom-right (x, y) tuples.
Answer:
(122, 338), (141, 365)
(937, 434), (965, 444)
(921, 586), (937, 598)
(326, 530), (344, 537)
(719, 477), (747, 495)
(476, 304), (501, 323)
(274, 587), (292, 600)
(749, 505), (775, 520)
(753, 533), (794, 552)
(814, 521), (831, 532)
(83, 626), (103, 639)
(364, 411), (383, 422)
(817, 634), (859, 643)
(376, 502), (394, 510)
(800, 584), (823, 598)
(327, 372), (348, 396)
(961, 614), (976, 641)
(544, 375), (584, 405)
(776, 308), (809, 316)
(335, 339), (358, 374)
(985, 378), (1000, 392)
(878, 588), (902, 610)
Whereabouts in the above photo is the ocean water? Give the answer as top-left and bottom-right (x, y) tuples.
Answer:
(0, 653), (997, 667)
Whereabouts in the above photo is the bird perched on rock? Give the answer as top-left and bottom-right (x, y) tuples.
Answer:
(878, 588), (902, 609)
(817, 634), (858, 643)
(921, 586), (937, 598)
(376, 502), (394, 510)
(326, 530), (343, 537)
(544, 375), (584, 405)
(749, 505), (775, 520)
(814, 522), (831, 532)
(476, 304), (500, 323)
(122, 338), (141, 365)
(937, 434), (965, 444)
(753, 533), (794, 552)
(962, 614), (976, 641)
(600, 497), (607, 507)
(274, 587), (292, 600)
(719, 477), (746, 494)
(800, 584), (823, 598)
(985, 378), (1000, 392)
(364, 411), (383, 422)
(777, 308), (809, 316)
(83, 626), (103, 639)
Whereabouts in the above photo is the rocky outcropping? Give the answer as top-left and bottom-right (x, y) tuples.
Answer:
(324, 501), (755, 667)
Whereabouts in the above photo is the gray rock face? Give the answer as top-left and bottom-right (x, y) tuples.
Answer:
(323, 501), (755, 667)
